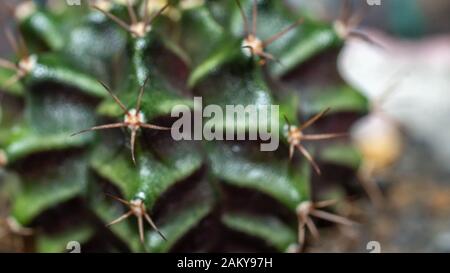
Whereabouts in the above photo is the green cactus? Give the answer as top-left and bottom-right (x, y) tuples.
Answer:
(0, 0), (371, 253)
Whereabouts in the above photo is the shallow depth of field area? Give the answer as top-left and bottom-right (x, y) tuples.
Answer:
(0, 0), (449, 253)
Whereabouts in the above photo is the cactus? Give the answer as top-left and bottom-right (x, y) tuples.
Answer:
(0, 0), (377, 253)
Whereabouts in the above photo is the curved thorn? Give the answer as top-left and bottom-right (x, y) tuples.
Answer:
(143, 0), (150, 25)
(144, 213), (166, 241)
(146, 3), (169, 27)
(16, 29), (29, 58)
(106, 211), (132, 227)
(130, 129), (137, 165)
(297, 144), (321, 175)
(310, 209), (355, 226)
(137, 214), (144, 243)
(299, 107), (331, 131)
(140, 123), (170, 130)
(289, 144), (295, 160)
(252, 0), (258, 36)
(91, 5), (131, 33)
(0, 58), (18, 71)
(298, 220), (306, 251)
(126, 0), (138, 25)
(339, 0), (352, 24)
(70, 123), (126, 137)
(305, 216), (320, 240)
(259, 51), (277, 63)
(4, 28), (20, 57)
(235, 0), (249, 36)
(301, 133), (348, 141)
(97, 80), (129, 115)
(348, 4), (368, 29)
(314, 199), (339, 209)
(283, 115), (292, 127)
(263, 18), (304, 46)
(105, 193), (131, 205)
(136, 75), (150, 113)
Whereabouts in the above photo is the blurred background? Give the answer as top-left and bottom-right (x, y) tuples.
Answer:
(293, 0), (450, 252)
(0, 0), (449, 252)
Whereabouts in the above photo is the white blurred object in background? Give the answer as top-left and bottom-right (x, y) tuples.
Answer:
(338, 31), (450, 172)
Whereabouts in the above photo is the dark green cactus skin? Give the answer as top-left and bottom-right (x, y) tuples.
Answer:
(0, 0), (368, 253)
